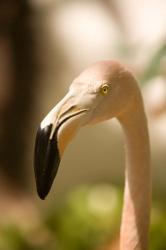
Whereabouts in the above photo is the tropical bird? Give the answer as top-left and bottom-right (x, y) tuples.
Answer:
(34, 60), (151, 250)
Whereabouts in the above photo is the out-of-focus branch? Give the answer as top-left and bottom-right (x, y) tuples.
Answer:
(0, 0), (38, 189)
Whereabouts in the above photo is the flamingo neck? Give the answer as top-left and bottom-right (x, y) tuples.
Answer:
(118, 97), (151, 250)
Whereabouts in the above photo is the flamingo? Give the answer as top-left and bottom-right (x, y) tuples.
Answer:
(34, 60), (151, 250)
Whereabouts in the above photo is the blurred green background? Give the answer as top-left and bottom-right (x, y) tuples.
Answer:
(0, 0), (165, 249)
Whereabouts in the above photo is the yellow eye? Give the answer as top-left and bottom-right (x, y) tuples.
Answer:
(100, 84), (110, 95)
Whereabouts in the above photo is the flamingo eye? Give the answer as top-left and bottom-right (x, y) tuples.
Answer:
(100, 84), (110, 95)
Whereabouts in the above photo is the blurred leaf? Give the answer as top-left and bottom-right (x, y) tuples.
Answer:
(141, 43), (166, 83)
(150, 202), (166, 250)
(45, 184), (122, 250)
(0, 224), (55, 250)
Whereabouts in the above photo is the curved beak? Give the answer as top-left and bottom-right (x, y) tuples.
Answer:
(34, 95), (88, 200)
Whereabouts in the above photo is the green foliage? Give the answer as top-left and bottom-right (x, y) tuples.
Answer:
(45, 184), (166, 250)
(0, 224), (56, 250)
(150, 202), (166, 250)
(45, 184), (122, 250)
(0, 185), (165, 250)
(141, 43), (166, 83)
(0, 225), (37, 250)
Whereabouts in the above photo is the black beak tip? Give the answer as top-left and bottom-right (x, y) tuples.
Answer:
(37, 190), (46, 200)
(39, 195), (46, 200)
(34, 124), (61, 200)
(37, 186), (48, 200)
